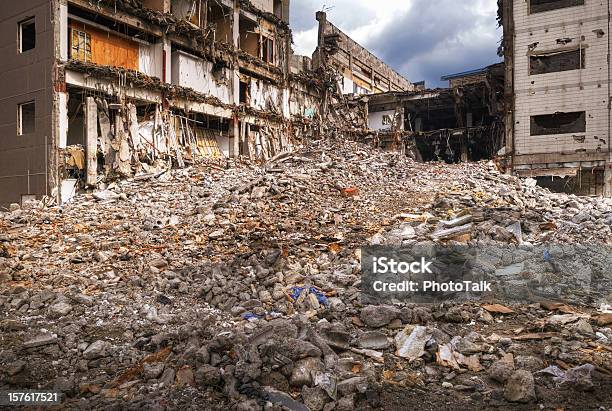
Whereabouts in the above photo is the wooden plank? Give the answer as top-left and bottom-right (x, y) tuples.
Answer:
(70, 20), (139, 71)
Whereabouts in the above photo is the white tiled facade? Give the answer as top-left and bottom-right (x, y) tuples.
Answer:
(512, 0), (610, 156)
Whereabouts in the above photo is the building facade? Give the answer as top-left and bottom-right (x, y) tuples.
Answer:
(501, 0), (612, 196)
(0, 0), (328, 206)
(312, 11), (412, 96)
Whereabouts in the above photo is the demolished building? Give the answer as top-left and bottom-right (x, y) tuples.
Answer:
(0, 0), (338, 206)
(366, 64), (506, 162)
(312, 11), (413, 96)
(499, 0), (612, 196)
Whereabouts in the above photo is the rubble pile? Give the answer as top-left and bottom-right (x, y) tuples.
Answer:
(1, 138), (611, 409)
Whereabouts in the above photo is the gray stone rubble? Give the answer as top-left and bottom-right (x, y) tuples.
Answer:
(0, 138), (611, 409)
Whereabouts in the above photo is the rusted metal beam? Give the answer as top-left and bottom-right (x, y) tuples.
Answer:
(67, 0), (163, 37)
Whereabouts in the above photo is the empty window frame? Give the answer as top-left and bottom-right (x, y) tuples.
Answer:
(530, 49), (584, 75)
(18, 101), (36, 135)
(529, 0), (584, 14)
(261, 37), (274, 64)
(530, 111), (586, 136)
(239, 81), (249, 104)
(18, 18), (36, 52)
(70, 29), (92, 62)
(273, 0), (283, 19)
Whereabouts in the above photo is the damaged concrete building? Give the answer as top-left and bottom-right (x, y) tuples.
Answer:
(500, 0), (612, 196)
(366, 64), (506, 162)
(312, 11), (413, 96)
(0, 0), (330, 206)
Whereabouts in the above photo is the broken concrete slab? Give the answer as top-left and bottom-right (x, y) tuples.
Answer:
(395, 325), (431, 361)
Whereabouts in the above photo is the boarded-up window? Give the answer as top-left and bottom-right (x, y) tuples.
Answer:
(71, 29), (92, 62)
(530, 111), (586, 136)
(19, 18), (36, 52)
(529, 0), (584, 14)
(69, 21), (139, 70)
(530, 49), (583, 75)
(18, 101), (35, 135)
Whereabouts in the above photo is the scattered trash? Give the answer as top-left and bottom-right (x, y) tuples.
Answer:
(242, 312), (263, 321)
(289, 286), (330, 307)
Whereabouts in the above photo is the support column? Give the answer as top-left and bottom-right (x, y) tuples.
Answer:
(50, 0), (66, 204)
(232, 116), (240, 158)
(370, 68), (375, 92)
(232, 1), (241, 159)
(502, 0), (515, 175)
(58, 2), (68, 61)
(604, 154), (612, 197)
(58, 92), (68, 149)
(315, 11), (327, 68)
(162, 35), (172, 84)
(460, 132), (469, 163)
(85, 97), (98, 186)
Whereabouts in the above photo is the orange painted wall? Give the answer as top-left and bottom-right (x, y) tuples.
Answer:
(69, 20), (138, 71)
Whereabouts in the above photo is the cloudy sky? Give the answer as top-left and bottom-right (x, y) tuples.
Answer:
(290, 0), (502, 88)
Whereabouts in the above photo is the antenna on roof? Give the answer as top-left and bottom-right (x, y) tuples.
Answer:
(321, 4), (334, 12)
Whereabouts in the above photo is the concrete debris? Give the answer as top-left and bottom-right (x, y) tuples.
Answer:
(356, 331), (391, 350)
(0, 138), (611, 409)
(504, 370), (537, 403)
(22, 332), (59, 349)
(83, 340), (111, 360)
(395, 325), (431, 361)
(536, 364), (595, 391)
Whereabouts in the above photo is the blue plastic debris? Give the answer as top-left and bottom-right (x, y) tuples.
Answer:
(543, 250), (552, 262)
(242, 312), (262, 321)
(289, 286), (330, 306)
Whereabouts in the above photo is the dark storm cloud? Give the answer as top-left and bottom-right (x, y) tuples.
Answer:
(289, 0), (319, 32)
(365, 1), (502, 87)
(290, 0), (502, 88)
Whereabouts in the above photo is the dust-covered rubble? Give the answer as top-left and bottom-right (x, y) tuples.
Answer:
(0, 138), (611, 410)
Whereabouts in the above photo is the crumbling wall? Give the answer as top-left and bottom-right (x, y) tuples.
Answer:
(171, 50), (233, 104)
(313, 11), (412, 95)
(249, 0), (273, 14)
